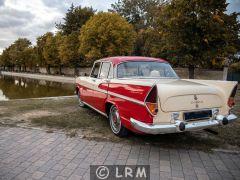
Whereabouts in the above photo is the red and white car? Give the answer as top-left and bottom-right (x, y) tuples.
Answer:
(76, 56), (238, 137)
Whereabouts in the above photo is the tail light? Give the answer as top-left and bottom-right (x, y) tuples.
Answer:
(228, 97), (235, 108)
(228, 85), (237, 108)
(145, 85), (158, 116)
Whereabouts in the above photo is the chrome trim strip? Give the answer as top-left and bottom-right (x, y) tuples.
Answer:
(130, 113), (238, 134)
(82, 101), (108, 117)
(96, 88), (108, 94)
(108, 91), (145, 106)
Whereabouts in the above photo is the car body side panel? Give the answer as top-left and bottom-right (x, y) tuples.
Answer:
(76, 77), (153, 128)
(107, 83), (151, 102)
(100, 82), (153, 125)
(90, 79), (108, 112)
(76, 77), (95, 105)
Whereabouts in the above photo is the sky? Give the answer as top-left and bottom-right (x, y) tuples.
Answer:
(0, 0), (239, 53)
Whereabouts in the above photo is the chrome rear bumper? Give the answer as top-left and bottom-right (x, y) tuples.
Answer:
(130, 114), (238, 134)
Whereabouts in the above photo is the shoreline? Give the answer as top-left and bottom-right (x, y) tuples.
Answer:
(0, 71), (75, 84)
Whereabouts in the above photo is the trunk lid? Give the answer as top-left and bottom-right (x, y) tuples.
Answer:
(155, 79), (223, 112)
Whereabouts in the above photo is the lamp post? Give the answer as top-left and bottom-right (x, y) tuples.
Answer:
(223, 57), (230, 81)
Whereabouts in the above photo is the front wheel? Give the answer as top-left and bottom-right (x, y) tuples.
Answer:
(78, 91), (85, 107)
(109, 105), (129, 137)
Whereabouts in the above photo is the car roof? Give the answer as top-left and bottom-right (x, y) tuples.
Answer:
(98, 56), (167, 66)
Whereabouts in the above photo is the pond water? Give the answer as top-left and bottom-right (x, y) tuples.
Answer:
(0, 75), (75, 100)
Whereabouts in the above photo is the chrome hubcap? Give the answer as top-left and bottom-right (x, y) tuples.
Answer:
(110, 106), (121, 134)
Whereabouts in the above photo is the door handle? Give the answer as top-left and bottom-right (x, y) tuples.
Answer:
(103, 79), (110, 83)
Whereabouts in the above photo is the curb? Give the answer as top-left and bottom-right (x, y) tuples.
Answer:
(213, 148), (240, 154)
(8, 95), (76, 101)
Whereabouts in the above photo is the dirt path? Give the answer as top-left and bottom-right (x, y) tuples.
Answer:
(0, 97), (239, 151)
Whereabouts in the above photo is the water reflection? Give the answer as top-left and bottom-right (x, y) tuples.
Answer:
(0, 75), (75, 100)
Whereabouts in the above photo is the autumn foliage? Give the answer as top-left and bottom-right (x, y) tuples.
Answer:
(79, 12), (136, 61)
(0, 1), (239, 76)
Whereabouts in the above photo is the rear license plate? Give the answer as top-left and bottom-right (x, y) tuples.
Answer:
(184, 110), (212, 121)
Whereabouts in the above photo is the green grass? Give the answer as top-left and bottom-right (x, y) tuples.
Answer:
(31, 108), (108, 129)
(0, 91), (240, 151)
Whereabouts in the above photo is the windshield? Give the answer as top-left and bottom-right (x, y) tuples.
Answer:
(117, 61), (178, 79)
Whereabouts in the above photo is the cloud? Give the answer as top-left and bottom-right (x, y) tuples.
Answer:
(0, 0), (118, 53)
(0, 8), (34, 28)
(0, 0), (64, 52)
(0, 0), (4, 6)
(227, 0), (240, 14)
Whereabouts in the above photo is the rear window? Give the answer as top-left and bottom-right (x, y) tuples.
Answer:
(117, 61), (178, 79)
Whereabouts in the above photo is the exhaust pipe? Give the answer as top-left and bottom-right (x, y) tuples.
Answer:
(222, 117), (228, 125)
(179, 122), (186, 131)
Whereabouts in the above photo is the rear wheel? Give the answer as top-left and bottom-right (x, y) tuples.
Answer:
(109, 105), (128, 137)
(78, 91), (85, 107)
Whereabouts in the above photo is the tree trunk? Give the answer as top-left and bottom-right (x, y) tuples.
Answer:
(59, 65), (62, 75)
(47, 65), (51, 74)
(188, 65), (195, 79)
(74, 67), (78, 76)
(34, 66), (38, 73)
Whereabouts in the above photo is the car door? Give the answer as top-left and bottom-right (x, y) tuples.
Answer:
(82, 61), (101, 106)
(92, 62), (112, 112)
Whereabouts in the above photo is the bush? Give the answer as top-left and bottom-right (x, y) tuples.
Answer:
(230, 62), (240, 72)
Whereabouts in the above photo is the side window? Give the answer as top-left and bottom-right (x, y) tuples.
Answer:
(108, 65), (113, 79)
(91, 62), (101, 78)
(99, 62), (110, 79)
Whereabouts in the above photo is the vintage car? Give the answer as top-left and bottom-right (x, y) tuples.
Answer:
(75, 56), (238, 137)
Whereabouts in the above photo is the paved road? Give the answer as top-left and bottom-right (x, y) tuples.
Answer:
(0, 127), (239, 180)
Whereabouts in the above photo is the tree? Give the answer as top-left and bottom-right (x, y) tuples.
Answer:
(58, 32), (81, 74)
(0, 48), (12, 70)
(111, 0), (165, 56)
(56, 4), (95, 35)
(157, 0), (240, 78)
(110, 0), (163, 31)
(43, 33), (61, 74)
(134, 28), (163, 57)
(36, 32), (53, 68)
(7, 38), (32, 71)
(23, 47), (38, 71)
(79, 12), (136, 62)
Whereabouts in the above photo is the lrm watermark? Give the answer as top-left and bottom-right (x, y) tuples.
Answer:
(90, 165), (150, 180)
